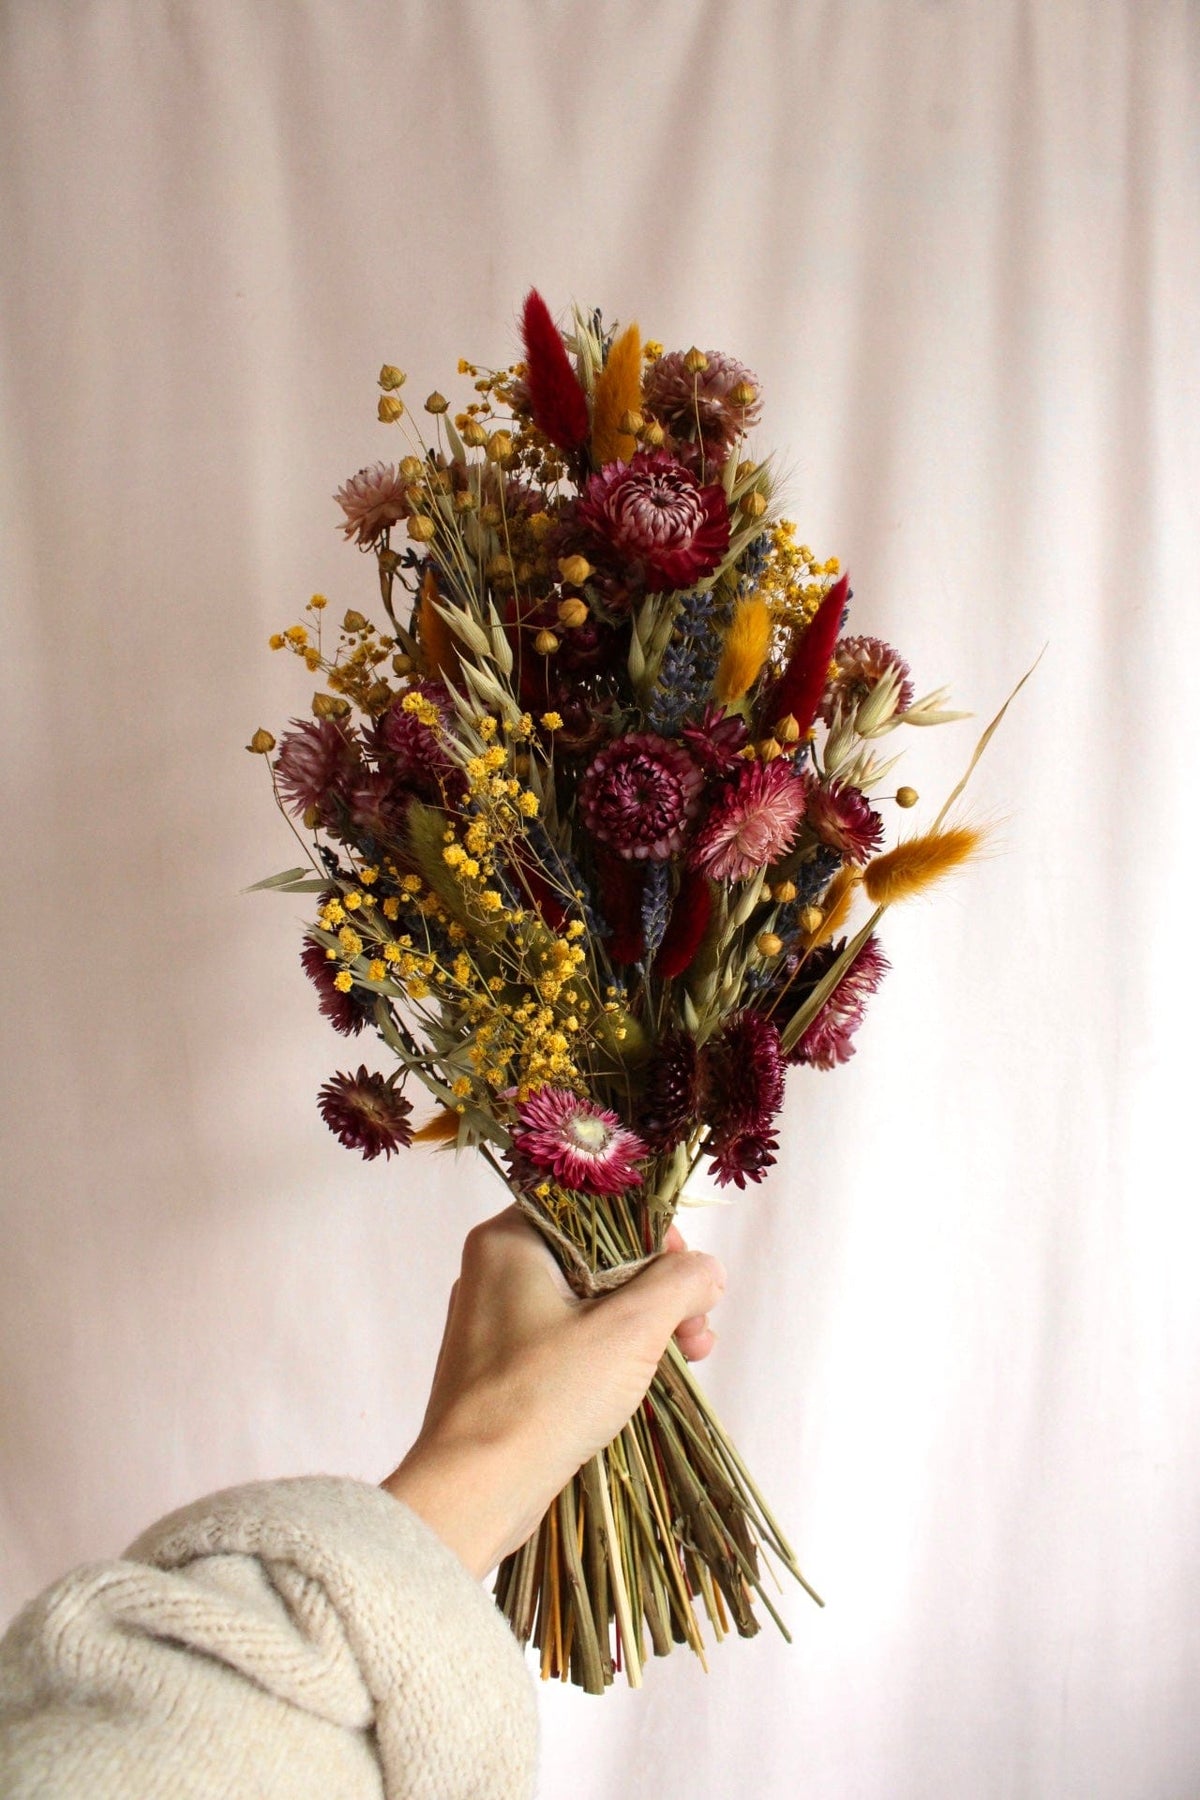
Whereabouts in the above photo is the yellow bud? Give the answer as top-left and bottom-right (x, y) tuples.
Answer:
(735, 459), (758, 482)
(618, 409), (644, 435)
(461, 420), (487, 447)
(799, 905), (824, 934)
(640, 419), (666, 447)
(771, 879), (798, 904)
(246, 728), (276, 754)
(378, 365), (406, 391)
(424, 391), (449, 414)
(756, 932), (784, 958)
(342, 609), (368, 633)
(486, 430), (513, 462)
(268, 633), (285, 650)
(399, 455), (423, 480)
(684, 346), (709, 373)
(528, 511), (553, 541)
(407, 515), (436, 542)
(392, 653), (414, 675)
(479, 502), (502, 526)
(557, 554), (593, 585)
(453, 489), (478, 513)
(896, 785), (919, 808)
(774, 713), (801, 744)
(757, 737), (783, 762)
(303, 805), (320, 830)
(313, 691), (351, 719)
(739, 490), (768, 520)
(534, 629), (560, 655)
(366, 681), (392, 711)
(486, 553), (513, 578)
(738, 743), (758, 759)
(377, 394), (405, 423)
(557, 597), (589, 629)
(730, 380), (757, 407)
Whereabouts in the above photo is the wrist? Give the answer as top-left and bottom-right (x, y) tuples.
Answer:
(381, 1426), (546, 1580)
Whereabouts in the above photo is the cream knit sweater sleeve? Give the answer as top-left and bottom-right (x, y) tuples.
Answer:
(0, 1477), (538, 1799)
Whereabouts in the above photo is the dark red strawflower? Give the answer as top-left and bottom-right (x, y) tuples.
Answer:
(579, 732), (704, 862)
(520, 290), (590, 452)
(708, 1127), (780, 1189)
(788, 935), (890, 1070)
(317, 1067), (413, 1159)
(638, 1030), (702, 1152)
(654, 868), (714, 980)
(804, 778), (885, 865)
(761, 572), (850, 734)
(576, 450), (730, 594)
(274, 718), (360, 825)
(680, 704), (750, 775)
(707, 1010), (786, 1138)
(301, 938), (373, 1036)
(374, 682), (463, 804)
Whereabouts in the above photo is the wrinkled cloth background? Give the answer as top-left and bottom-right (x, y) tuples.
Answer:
(2, 4), (1198, 1796)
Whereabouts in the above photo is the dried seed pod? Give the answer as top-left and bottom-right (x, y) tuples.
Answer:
(377, 395), (404, 423)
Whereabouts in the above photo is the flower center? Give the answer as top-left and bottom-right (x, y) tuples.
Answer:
(567, 1114), (611, 1154)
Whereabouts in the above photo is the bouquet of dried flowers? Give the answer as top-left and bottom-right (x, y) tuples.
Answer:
(249, 292), (1008, 1691)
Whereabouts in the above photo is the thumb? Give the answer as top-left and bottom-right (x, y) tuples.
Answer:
(605, 1248), (726, 1353)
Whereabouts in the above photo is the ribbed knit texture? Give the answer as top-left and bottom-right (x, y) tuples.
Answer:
(0, 1477), (538, 1798)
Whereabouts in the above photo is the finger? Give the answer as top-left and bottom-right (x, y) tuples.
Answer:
(675, 1320), (716, 1361)
(663, 1223), (687, 1254)
(612, 1248), (726, 1347)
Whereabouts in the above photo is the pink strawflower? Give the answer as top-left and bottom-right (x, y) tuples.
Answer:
(274, 718), (360, 823)
(643, 350), (763, 470)
(509, 1089), (646, 1196)
(301, 937), (373, 1036)
(789, 935), (890, 1070)
(576, 449), (730, 593)
(334, 462), (410, 545)
(318, 1067), (413, 1159)
(804, 778), (885, 865)
(691, 758), (807, 882)
(821, 635), (914, 724)
(579, 732), (704, 862)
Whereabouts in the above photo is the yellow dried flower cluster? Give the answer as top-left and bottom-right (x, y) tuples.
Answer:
(756, 521), (842, 652)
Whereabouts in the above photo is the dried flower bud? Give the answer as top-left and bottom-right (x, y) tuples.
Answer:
(479, 502), (502, 526)
(246, 728), (276, 754)
(739, 490), (768, 520)
(303, 804), (320, 831)
(896, 785), (919, 808)
(799, 905), (824, 934)
(485, 430), (513, 463)
(377, 548), (401, 576)
(757, 737), (783, 762)
(640, 420), (666, 447)
(771, 879), (798, 904)
(516, 560), (536, 583)
(513, 752), (532, 777)
(684, 346), (709, 374)
(407, 515), (436, 542)
(557, 554), (593, 586)
(424, 391), (449, 414)
(366, 680), (393, 711)
(313, 692), (351, 719)
(378, 365), (406, 391)
(462, 420), (488, 447)
(377, 395), (405, 423)
(342, 609), (368, 634)
(738, 743), (758, 759)
(735, 459), (758, 482)
(453, 489), (478, 513)
(774, 713), (801, 744)
(534, 629), (560, 655)
(392, 653), (414, 675)
(487, 553), (514, 578)
(557, 596), (589, 629)
(618, 409), (644, 435)
(529, 511), (553, 541)
(399, 455), (424, 480)
(756, 931), (784, 958)
(730, 380), (757, 408)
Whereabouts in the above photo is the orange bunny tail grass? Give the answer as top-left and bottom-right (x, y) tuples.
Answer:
(806, 865), (862, 946)
(714, 595), (772, 704)
(862, 825), (985, 906)
(412, 1107), (462, 1146)
(591, 322), (642, 467)
(417, 565), (459, 683)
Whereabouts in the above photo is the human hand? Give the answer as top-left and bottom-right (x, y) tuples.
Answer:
(381, 1206), (726, 1579)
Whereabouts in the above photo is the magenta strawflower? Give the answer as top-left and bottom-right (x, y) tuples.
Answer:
(576, 449), (730, 593)
(804, 779), (885, 864)
(680, 704), (750, 774)
(273, 718), (360, 823)
(334, 462), (410, 545)
(639, 1030), (702, 1152)
(509, 1089), (647, 1196)
(789, 935), (890, 1069)
(708, 1127), (780, 1190)
(301, 937), (373, 1036)
(317, 1067), (413, 1159)
(821, 635), (914, 723)
(643, 349), (763, 470)
(373, 682), (464, 804)
(579, 732), (704, 862)
(707, 1011), (786, 1136)
(691, 758), (807, 882)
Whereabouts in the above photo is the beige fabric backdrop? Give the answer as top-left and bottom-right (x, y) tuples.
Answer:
(2, 2), (1198, 1795)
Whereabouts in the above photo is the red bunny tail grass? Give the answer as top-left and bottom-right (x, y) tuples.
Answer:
(762, 571), (850, 734)
(654, 869), (714, 980)
(521, 289), (590, 452)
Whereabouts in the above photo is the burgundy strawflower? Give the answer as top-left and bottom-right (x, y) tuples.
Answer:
(374, 682), (463, 803)
(707, 1127), (780, 1190)
(301, 938), (373, 1036)
(576, 450), (730, 594)
(788, 935), (890, 1070)
(334, 462), (410, 545)
(680, 704), (750, 775)
(804, 778), (885, 865)
(707, 1010), (786, 1137)
(643, 350), (763, 471)
(691, 758), (807, 883)
(821, 635), (914, 724)
(318, 1067), (413, 1159)
(579, 732), (704, 862)
(509, 1089), (646, 1196)
(639, 1030), (702, 1152)
(273, 718), (360, 824)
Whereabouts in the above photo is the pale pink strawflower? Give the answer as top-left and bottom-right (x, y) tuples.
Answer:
(691, 758), (807, 883)
(643, 349), (763, 469)
(821, 635), (914, 723)
(509, 1089), (647, 1196)
(804, 778), (885, 865)
(334, 462), (410, 545)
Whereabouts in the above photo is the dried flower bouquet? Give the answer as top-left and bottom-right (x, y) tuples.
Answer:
(250, 293), (1004, 1691)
